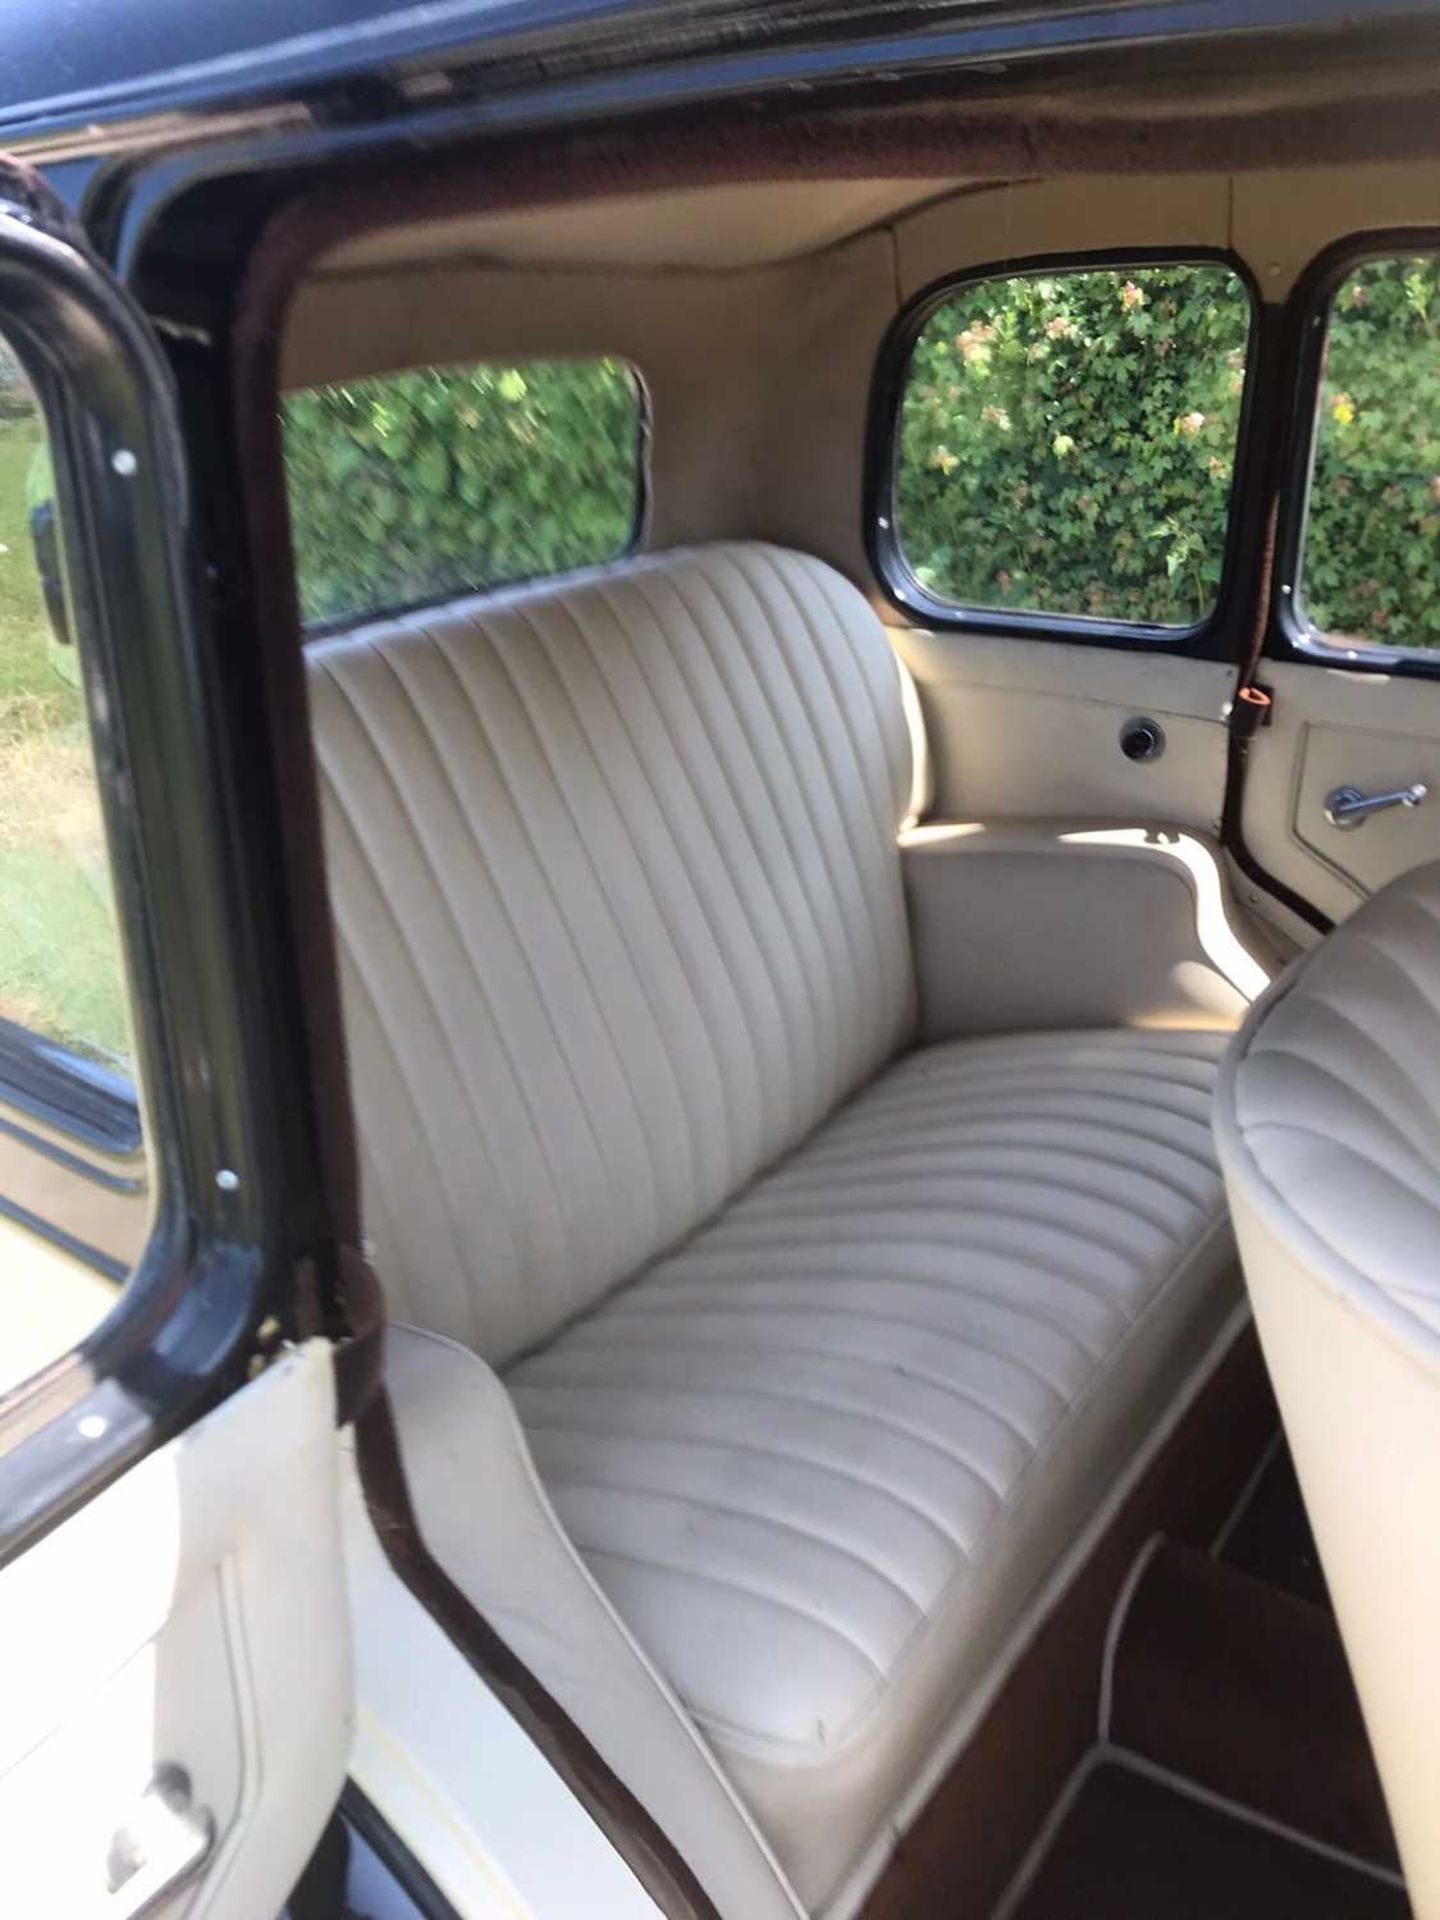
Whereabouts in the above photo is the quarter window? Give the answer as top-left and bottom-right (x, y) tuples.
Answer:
(1298, 255), (1440, 657)
(282, 357), (645, 627)
(889, 262), (1252, 630)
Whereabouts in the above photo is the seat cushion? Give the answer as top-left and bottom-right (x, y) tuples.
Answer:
(508, 1027), (1240, 1912)
(308, 542), (917, 1365)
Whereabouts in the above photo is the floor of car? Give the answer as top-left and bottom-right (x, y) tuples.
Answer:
(1217, 1440), (1330, 1609)
(991, 1444), (1411, 1919)
(1001, 1759), (1409, 1920)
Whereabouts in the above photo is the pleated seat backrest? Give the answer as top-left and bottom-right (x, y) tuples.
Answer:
(306, 542), (919, 1363)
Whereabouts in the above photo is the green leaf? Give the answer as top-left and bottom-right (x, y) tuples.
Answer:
(281, 359), (640, 625)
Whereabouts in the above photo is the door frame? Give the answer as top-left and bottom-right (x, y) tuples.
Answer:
(0, 167), (322, 1565)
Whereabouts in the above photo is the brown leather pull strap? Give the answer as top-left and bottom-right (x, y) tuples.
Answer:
(1229, 681), (1273, 742)
(331, 1243), (387, 1426)
(1230, 493), (1280, 732)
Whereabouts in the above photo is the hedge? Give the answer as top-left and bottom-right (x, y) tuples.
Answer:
(282, 358), (641, 625)
(278, 261), (1440, 650)
(895, 264), (1247, 627)
(895, 256), (1440, 648)
(1304, 257), (1440, 648)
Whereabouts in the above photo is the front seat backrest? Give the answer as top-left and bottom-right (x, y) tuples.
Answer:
(1215, 858), (1440, 1919)
(307, 542), (918, 1363)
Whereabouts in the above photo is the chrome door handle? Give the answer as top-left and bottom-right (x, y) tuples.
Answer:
(104, 1765), (215, 1918)
(1324, 782), (1428, 829)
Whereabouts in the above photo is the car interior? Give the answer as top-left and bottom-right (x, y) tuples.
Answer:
(226, 95), (1440, 1914)
(12, 22), (1440, 1916)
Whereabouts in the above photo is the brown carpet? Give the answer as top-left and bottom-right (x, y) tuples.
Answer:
(1108, 1540), (1397, 1868)
(1007, 1762), (1410, 1919)
(1220, 1444), (1330, 1609)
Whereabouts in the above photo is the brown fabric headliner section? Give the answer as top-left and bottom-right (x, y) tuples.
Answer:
(264, 62), (1440, 307)
(285, 77), (1440, 281)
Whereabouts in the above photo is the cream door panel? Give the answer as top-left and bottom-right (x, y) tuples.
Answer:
(0, 1341), (349, 1919)
(1242, 659), (1440, 923)
(893, 628), (1235, 832)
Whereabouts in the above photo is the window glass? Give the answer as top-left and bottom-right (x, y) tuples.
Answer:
(892, 262), (1252, 628)
(0, 347), (131, 1071)
(0, 334), (149, 1396)
(1300, 256), (1440, 655)
(282, 357), (644, 626)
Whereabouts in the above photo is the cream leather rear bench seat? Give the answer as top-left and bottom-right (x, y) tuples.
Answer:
(308, 542), (1240, 1917)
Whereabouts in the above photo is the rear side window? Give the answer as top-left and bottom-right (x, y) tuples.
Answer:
(282, 357), (645, 626)
(1298, 255), (1440, 657)
(887, 261), (1253, 631)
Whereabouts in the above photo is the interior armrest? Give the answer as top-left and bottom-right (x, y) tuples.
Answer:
(901, 819), (1279, 1042)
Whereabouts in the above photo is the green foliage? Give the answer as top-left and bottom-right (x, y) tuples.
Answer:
(895, 265), (1250, 626)
(896, 255), (1440, 651)
(282, 359), (642, 625)
(1304, 257), (1440, 650)
(283, 269), (1440, 652)
(0, 411), (131, 1066)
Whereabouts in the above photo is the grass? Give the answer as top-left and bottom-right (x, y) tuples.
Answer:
(0, 416), (132, 1066)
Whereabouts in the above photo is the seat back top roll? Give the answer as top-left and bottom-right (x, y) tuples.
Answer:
(306, 541), (919, 1363)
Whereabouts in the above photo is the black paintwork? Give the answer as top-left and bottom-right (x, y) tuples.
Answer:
(3, 1), (1439, 143)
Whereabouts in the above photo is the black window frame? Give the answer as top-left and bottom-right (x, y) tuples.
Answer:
(0, 188), (301, 1568)
(0, 1014), (145, 1287)
(866, 245), (1264, 662)
(1272, 226), (1440, 679)
(283, 355), (653, 638)
(0, 1017), (139, 1157)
